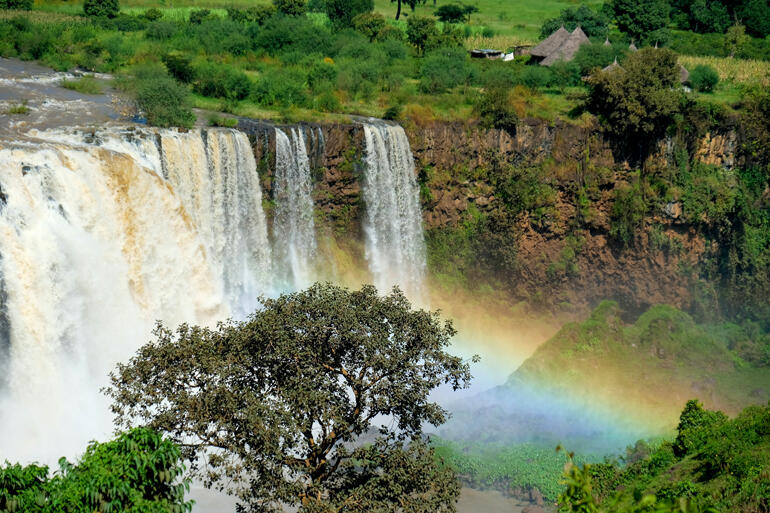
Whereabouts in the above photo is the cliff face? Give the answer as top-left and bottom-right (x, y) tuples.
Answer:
(239, 117), (740, 318)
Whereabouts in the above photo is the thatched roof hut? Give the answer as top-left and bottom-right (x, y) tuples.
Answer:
(540, 27), (590, 66)
(530, 26), (570, 58)
(679, 64), (689, 84)
(603, 38), (611, 47)
(629, 41), (638, 52)
(602, 57), (621, 72)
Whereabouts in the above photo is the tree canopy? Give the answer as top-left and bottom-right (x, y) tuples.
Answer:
(0, 428), (191, 513)
(608, 0), (670, 46)
(586, 48), (682, 161)
(325, 0), (373, 28)
(106, 283), (474, 513)
(540, 6), (610, 39)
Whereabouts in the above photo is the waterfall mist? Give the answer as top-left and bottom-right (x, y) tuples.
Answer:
(361, 123), (427, 301)
(0, 128), (271, 462)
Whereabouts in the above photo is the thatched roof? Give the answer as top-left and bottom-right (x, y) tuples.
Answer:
(530, 26), (570, 57)
(679, 64), (689, 84)
(604, 38), (611, 46)
(602, 57), (621, 72)
(540, 26), (590, 66)
(629, 41), (638, 52)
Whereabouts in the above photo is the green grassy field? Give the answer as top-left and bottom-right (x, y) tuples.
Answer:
(34, 0), (602, 42)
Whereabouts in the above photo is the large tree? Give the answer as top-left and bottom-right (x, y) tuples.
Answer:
(325, 0), (373, 28)
(609, 0), (670, 45)
(586, 48), (682, 163)
(106, 283), (474, 513)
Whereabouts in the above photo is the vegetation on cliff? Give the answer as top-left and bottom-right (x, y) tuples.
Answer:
(559, 401), (770, 512)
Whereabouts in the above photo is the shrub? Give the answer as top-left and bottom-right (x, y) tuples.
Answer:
(352, 12), (385, 41)
(189, 9), (213, 24)
(193, 63), (252, 100)
(516, 66), (554, 89)
(252, 68), (307, 107)
(162, 53), (195, 83)
(572, 42), (618, 75)
(377, 24), (405, 41)
(689, 64), (719, 92)
(475, 84), (517, 133)
(111, 14), (146, 31)
(145, 20), (177, 40)
(83, 0), (119, 18)
(0, 0), (32, 9)
(227, 5), (275, 24)
(60, 76), (102, 94)
(273, 0), (307, 16)
(419, 46), (473, 93)
(252, 14), (331, 54)
(325, 0), (373, 28)
(308, 60), (337, 90)
(314, 89), (341, 112)
(135, 75), (194, 128)
(143, 7), (163, 21)
(406, 15), (438, 54)
(610, 179), (648, 247)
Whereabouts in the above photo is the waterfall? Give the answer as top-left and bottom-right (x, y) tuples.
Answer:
(361, 123), (427, 301)
(272, 128), (317, 290)
(0, 127), (271, 462)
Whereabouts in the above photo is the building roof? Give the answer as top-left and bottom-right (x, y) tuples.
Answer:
(604, 38), (611, 46)
(602, 57), (621, 72)
(629, 41), (638, 52)
(679, 64), (689, 83)
(540, 26), (590, 66)
(530, 26), (570, 57)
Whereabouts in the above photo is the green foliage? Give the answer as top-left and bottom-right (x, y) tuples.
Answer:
(540, 5), (609, 39)
(351, 11), (385, 41)
(126, 64), (195, 128)
(587, 48), (681, 159)
(608, 0), (670, 46)
(0, 428), (191, 513)
(161, 53), (194, 83)
(434, 3), (477, 24)
(83, 0), (119, 18)
(673, 400), (728, 457)
(0, 0), (32, 10)
(475, 84), (517, 133)
(433, 439), (599, 503)
(689, 65), (719, 93)
(573, 43), (621, 76)
(226, 5), (276, 24)
(419, 46), (473, 93)
(193, 62), (252, 100)
(188, 8), (213, 24)
(670, 0), (730, 34)
(325, 0), (373, 28)
(273, 0), (307, 16)
(610, 179), (647, 247)
(106, 283), (473, 513)
(406, 15), (438, 54)
(561, 402), (770, 513)
(142, 7), (163, 21)
(59, 76), (102, 94)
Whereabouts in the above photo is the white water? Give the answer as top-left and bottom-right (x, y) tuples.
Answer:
(0, 127), (271, 463)
(361, 123), (427, 301)
(272, 128), (317, 290)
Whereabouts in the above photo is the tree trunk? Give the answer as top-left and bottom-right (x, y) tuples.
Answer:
(395, 0), (401, 19)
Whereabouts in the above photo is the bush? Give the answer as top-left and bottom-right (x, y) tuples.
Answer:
(610, 179), (647, 247)
(572, 42), (619, 75)
(227, 5), (276, 24)
(127, 64), (195, 128)
(516, 66), (554, 89)
(273, 0), (307, 16)
(475, 84), (518, 133)
(308, 60), (337, 90)
(419, 46), (473, 93)
(252, 14), (331, 54)
(0, 0), (32, 9)
(193, 63), (252, 100)
(406, 15), (438, 54)
(143, 7), (163, 21)
(162, 53), (195, 83)
(689, 64), (719, 93)
(252, 67), (308, 107)
(325, 0), (373, 28)
(352, 12), (385, 41)
(189, 9), (213, 24)
(83, 0), (119, 18)
(540, 5), (609, 39)
(145, 20), (177, 40)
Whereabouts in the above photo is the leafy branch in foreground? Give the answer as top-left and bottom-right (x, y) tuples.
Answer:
(105, 283), (476, 513)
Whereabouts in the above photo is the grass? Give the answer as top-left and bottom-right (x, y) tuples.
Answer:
(3, 101), (30, 114)
(60, 76), (103, 94)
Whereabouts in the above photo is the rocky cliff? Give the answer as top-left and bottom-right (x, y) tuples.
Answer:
(238, 117), (745, 319)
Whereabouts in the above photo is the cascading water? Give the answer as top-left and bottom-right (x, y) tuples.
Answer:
(272, 127), (317, 290)
(0, 127), (271, 462)
(361, 123), (427, 301)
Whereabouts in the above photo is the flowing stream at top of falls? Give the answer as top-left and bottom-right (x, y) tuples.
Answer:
(272, 127), (318, 290)
(361, 123), (427, 302)
(0, 127), (272, 462)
